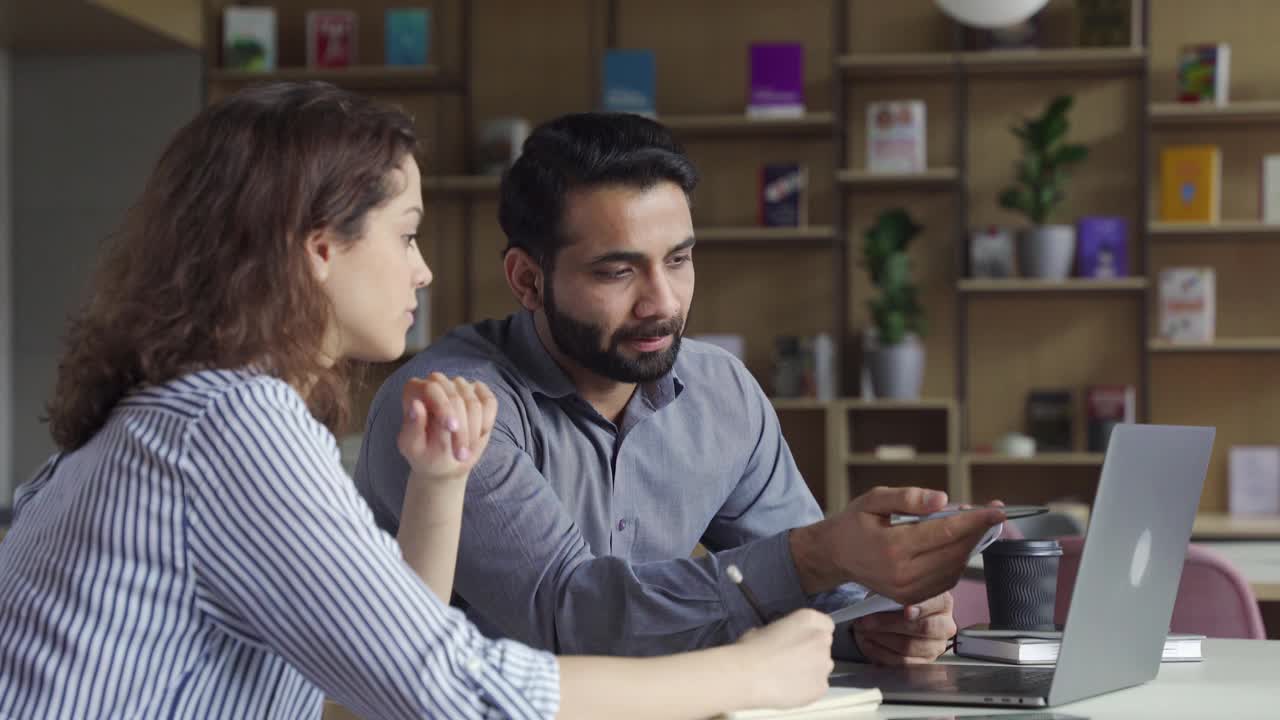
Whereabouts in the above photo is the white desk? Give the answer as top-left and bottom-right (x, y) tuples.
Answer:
(856, 639), (1278, 719)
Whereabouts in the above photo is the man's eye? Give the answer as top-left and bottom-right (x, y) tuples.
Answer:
(595, 268), (631, 281)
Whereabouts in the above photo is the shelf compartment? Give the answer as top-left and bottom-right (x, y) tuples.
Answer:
(958, 278), (1149, 294)
(208, 65), (458, 92)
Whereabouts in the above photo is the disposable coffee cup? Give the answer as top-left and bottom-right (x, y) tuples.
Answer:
(983, 539), (1062, 631)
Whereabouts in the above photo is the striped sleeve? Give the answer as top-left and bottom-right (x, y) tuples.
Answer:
(178, 377), (560, 720)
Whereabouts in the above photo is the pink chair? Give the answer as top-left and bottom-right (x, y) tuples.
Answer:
(1053, 536), (1266, 639)
(952, 522), (1023, 629)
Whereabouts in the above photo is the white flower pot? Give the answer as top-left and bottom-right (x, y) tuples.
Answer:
(867, 334), (925, 400)
(1018, 224), (1076, 280)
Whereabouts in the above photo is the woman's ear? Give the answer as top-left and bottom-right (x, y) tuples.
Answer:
(306, 229), (335, 283)
(503, 248), (545, 312)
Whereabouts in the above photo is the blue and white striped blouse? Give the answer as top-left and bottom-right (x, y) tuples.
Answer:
(0, 369), (560, 719)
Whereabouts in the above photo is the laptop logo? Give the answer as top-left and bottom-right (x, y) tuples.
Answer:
(1131, 528), (1152, 587)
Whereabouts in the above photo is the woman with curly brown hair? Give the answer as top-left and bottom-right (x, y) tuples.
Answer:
(0, 82), (835, 719)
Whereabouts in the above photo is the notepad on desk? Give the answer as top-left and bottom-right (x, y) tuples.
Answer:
(955, 628), (1204, 665)
(716, 686), (881, 719)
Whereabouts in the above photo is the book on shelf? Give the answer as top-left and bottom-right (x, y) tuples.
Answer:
(955, 628), (1204, 665)
(475, 117), (531, 175)
(866, 100), (926, 174)
(602, 49), (656, 116)
(306, 10), (358, 69)
(759, 163), (808, 227)
(1158, 267), (1216, 343)
(1085, 385), (1135, 453)
(222, 6), (276, 71)
(385, 8), (430, 66)
(1263, 155), (1280, 224)
(1076, 216), (1128, 278)
(1159, 145), (1221, 223)
(1076, 0), (1134, 48)
(970, 226), (1015, 278)
(773, 334), (835, 402)
(1177, 43), (1230, 105)
(1026, 390), (1073, 453)
(746, 43), (805, 118)
(1229, 446), (1280, 515)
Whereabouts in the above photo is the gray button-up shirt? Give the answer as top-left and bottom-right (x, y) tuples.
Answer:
(355, 311), (866, 657)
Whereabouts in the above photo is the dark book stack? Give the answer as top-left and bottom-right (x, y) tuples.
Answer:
(1086, 385), (1136, 452)
(1026, 390), (1073, 452)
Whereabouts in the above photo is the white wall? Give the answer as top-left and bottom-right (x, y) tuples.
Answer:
(0, 49), (12, 504)
(9, 53), (200, 492)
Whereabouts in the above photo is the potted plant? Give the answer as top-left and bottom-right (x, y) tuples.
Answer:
(862, 208), (926, 399)
(998, 94), (1090, 280)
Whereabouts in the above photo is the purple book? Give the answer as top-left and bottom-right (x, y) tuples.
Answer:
(747, 43), (804, 118)
(1077, 216), (1129, 278)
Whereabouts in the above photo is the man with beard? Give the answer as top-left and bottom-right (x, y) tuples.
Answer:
(354, 113), (1004, 664)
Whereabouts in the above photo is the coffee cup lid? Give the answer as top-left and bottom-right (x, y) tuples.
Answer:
(982, 538), (1063, 557)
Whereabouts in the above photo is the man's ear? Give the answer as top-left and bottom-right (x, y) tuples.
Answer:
(504, 248), (546, 312)
(305, 229), (337, 283)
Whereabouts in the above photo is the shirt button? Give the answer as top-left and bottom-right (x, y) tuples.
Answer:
(617, 519), (627, 531)
(465, 655), (483, 674)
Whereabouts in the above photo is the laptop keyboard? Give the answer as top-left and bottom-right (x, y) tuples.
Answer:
(833, 664), (1056, 698)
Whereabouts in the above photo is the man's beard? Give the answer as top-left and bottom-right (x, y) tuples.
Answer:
(543, 283), (683, 384)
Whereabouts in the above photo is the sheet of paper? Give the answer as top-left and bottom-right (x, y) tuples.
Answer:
(828, 522), (1003, 625)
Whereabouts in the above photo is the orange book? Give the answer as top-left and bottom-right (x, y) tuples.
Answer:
(1159, 145), (1221, 222)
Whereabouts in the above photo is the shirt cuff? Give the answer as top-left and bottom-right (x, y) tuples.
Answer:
(719, 530), (810, 637)
(474, 637), (561, 719)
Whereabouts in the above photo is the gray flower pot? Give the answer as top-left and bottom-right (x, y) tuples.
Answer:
(1018, 224), (1076, 279)
(868, 334), (925, 400)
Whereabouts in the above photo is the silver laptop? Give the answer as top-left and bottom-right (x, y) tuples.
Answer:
(831, 423), (1215, 709)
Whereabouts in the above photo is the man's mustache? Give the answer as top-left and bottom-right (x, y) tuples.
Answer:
(613, 316), (684, 342)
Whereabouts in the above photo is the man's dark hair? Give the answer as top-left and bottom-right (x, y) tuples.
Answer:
(498, 112), (699, 270)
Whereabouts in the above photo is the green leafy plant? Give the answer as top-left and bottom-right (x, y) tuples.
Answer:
(862, 208), (925, 346)
(998, 95), (1090, 225)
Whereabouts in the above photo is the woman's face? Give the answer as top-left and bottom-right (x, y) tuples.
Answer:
(317, 155), (432, 363)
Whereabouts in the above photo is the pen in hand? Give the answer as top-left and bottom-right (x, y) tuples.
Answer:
(726, 564), (769, 625)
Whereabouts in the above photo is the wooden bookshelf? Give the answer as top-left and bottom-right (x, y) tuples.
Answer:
(965, 453), (1106, 467)
(845, 398), (957, 411)
(1149, 338), (1280, 353)
(838, 52), (959, 77)
(770, 398), (830, 411)
(847, 453), (952, 467)
(206, 65), (459, 92)
(1150, 100), (1280, 125)
(696, 226), (835, 247)
(836, 167), (959, 188)
(1193, 513), (1280, 541)
(661, 112), (834, 136)
(958, 278), (1149, 294)
(962, 47), (1146, 75)
(838, 48), (1146, 78)
(1149, 221), (1280, 238)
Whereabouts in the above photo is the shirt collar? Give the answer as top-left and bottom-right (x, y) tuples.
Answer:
(508, 311), (685, 409)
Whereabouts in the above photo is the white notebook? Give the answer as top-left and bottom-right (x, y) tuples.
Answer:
(955, 630), (1204, 665)
(717, 686), (881, 719)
